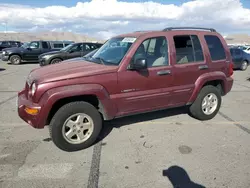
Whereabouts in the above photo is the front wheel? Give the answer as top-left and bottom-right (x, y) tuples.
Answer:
(189, 85), (221, 121)
(49, 101), (103, 152)
(50, 58), (62, 64)
(9, 55), (21, 65)
(240, 61), (248, 71)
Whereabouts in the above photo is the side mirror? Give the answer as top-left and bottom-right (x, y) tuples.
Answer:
(27, 47), (32, 50)
(128, 58), (147, 70)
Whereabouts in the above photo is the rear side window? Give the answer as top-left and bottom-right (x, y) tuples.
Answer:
(204, 35), (226, 61)
(174, 35), (204, 64)
(64, 43), (71, 47)
(53, 43), (64, 48)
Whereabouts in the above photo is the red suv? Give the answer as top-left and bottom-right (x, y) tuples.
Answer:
(17, 27), (234, 151)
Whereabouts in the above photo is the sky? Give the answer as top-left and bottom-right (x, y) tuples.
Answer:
(0, 0), (250, 39)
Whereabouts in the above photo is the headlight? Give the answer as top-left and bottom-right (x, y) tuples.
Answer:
(2, 51), (6, 55)
(31, 82), (37, 96)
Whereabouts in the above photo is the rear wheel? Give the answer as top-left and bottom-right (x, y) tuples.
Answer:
(50, 58), (62, 64)
(9, 55), (21, 65)
(49, 101), (102, 152)
(189, 85), (221, 120)
(240, 61), (248, 71)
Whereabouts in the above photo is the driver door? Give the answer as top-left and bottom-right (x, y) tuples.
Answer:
(23, 41), (41, 61)
(116, 36), (174, 116)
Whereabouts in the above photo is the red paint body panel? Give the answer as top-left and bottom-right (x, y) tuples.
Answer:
(18, 29), (234, 129)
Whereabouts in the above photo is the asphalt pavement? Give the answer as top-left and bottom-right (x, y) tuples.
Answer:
(0, 61), (250, 188)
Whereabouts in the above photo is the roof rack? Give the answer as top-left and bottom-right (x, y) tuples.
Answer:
(162, 27), (216, 32)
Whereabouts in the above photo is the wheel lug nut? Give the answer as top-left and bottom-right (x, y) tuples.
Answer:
(78, 130), (81, 133)
(81, 126), (83, 128)
(73, 125), (76, 128)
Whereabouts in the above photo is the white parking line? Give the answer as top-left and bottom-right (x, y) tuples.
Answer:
(18, 163), (74, 179)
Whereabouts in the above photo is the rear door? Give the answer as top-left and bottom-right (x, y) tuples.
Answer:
(41, 41), (52, 54)
(170, 34), (209, 105)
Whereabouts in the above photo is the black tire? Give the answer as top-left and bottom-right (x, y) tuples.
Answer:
(50, 58), (62, 64)
(9, 55), (21, 65)
(189, 85), (221, 121)
(49, 101), (103, 152)
(240, 61), (248, 71)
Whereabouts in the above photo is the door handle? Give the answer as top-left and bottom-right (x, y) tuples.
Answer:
(157, 70), (171, 76)
(198, 65), (208, 70)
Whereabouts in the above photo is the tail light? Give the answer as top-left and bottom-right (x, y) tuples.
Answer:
(229, 62), (234, 76)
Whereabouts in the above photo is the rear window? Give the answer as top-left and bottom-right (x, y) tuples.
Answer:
(204, 35), (226, 61)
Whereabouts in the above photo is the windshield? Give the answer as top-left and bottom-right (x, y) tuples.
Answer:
(59, 43), (74, 51)
(91, 37), (136, 65)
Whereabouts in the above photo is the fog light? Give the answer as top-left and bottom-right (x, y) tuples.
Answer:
(25, 107), (39, 115)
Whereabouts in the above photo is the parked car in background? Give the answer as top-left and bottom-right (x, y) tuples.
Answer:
(39, 42), (102, 66)
(56, 48), (100, 64)
(0, 40), (22, 51)
(1, 40), (74, 65)
(229, 47), (250, 70)
(243, 46), (250, 54)
(17, 27), (234, 151)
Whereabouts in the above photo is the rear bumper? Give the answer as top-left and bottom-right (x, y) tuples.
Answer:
(17, 89), (44, 129)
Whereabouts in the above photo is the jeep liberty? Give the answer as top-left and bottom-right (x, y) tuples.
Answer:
(17, 27), (234, 151)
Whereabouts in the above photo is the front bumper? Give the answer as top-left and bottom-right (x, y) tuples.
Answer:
(17, 89), (44, 129)
(39, 58), (49, 66)
(0, 54), (9, 61)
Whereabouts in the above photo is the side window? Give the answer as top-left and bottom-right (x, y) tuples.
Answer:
(10, 41), (16, 46)
(147, 38), (156, 55)
(29, 42), (39, 49)
(53, 43), (64, 48)
(42, 42), (49, 49)
(132, 36), (169, 67)
(174, 35), (204, 64)
(90, 44), (97, 50)
(70, 44), (82, 52)
(84, 44), (91, 51)
(191, 35), (204, 62)
(204, 35), (226, 61)
(2, 41), (9, 45)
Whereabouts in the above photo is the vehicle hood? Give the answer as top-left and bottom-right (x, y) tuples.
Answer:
(2, 47), (22, 52)
(61, 57), (84, 62)
(29, 60), (117, 84)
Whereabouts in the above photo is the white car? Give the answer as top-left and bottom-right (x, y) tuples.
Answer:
(242, 46), (250, 53)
